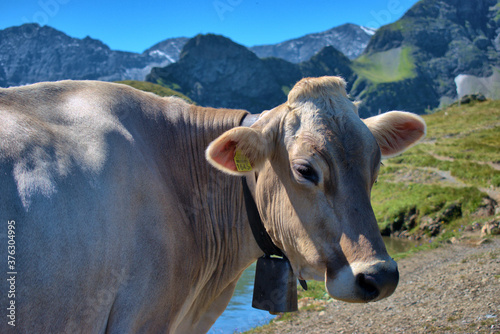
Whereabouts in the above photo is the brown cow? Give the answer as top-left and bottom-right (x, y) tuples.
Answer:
(0, 76), (425, 333)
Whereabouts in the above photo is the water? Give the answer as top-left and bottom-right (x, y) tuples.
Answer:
(209, 237), (417, 333)
(382, 236), (420, 255)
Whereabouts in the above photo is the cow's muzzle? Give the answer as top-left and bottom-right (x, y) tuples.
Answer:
(325, 258), (399, 303)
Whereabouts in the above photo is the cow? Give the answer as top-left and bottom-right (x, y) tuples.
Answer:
(0, 76), (426, 333)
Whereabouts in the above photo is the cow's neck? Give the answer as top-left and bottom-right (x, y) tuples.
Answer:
(160, 103), (264, 329)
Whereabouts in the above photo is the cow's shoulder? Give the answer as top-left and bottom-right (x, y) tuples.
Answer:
(0, 80), (170, 208)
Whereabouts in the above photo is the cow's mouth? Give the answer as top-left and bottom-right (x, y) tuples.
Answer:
(325, 259), (399, 303)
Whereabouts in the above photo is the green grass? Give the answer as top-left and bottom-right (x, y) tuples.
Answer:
(423, 100), (500, 138)
(296, 280), (328, 300)
(372, 182), (485, 229)
(115, 80), (193, 103)
(370, 100), (500, 236)
(433, 127), (500, 163)
(384, 101), (500, 188)
(386, 148), (500, 188)
(351, 46), (417, 83)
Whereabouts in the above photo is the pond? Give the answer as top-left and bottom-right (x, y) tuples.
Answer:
(382, 236), (420, 255)
(209, 236), (418, 334)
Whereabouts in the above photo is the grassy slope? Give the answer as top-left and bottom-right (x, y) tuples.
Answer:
(351, 46), (417, 84)
(115, 80), (194, 103)
(374, 99), (500, 231)
(245, 100), (500, 333)
(349, 45), (423, 114)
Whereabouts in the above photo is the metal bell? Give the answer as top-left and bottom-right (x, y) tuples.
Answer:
(252, 256), (298, 313)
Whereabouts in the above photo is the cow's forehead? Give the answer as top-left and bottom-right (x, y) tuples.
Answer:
(287, 76), (356, 115)
(284, 110), (377, 169)
(283, 77), (370, 156)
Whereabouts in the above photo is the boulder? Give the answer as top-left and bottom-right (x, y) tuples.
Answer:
(481, 220), (500, 237)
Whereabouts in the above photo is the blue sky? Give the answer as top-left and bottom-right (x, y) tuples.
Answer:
(1, 0), (420, 53)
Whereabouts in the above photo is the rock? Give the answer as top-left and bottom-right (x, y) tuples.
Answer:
(439, 202), (462, 223)
(473, 197), (498, 218)
(420, 218), (442, 236)
(407, 213), (419, 230)
(381, 207), (420, 237)
(450, 237), (459, 244)
(475, 93), (487, 102)
(460, 95), (472, 104)
(460, 93), (487, 104)
(398, 230), (411, 238)
(408, 232), (424, 241)
(481, 220), (500, 237)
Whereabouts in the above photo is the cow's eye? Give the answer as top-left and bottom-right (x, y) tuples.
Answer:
(293, 164), (319, 185)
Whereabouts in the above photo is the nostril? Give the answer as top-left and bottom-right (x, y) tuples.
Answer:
(356, 273), (380, 301)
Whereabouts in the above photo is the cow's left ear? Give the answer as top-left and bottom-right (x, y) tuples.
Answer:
(363, 111), (427, 158)
(206, 127), (270, 176)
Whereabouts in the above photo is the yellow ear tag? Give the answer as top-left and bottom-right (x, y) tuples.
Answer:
(234, 149), (253, 172)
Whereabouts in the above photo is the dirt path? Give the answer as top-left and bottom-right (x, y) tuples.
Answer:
(426, 153), (500, 203)
(386, 151), (500, 204)
(256, 237), (500, 333)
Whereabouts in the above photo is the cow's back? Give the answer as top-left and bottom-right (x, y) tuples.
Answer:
(0, 81), (195, 333)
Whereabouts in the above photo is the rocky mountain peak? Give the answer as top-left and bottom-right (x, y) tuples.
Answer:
(250, 23), (374, 62)
(143, 37), (189, 62)
(0, 24), (180, 86)
(352, 0), (499, 116)
(147, 34), (356, 113)
(180, 34), (256, 61)
(147, 33), (286, 112)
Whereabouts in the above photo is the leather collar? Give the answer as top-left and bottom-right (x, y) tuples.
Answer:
(241, 177), (284, 257)
(239, 112), (283, 257)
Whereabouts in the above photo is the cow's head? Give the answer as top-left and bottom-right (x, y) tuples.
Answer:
(206, 76), (426, 303)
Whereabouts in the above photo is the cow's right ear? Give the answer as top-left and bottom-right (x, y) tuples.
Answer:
(206, 127), (270, 176)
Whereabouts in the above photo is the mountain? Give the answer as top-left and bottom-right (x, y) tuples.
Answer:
(3, 0), (499, 114)
(146, 34), (354, 113)
(143, 37), (190, 63)
(0, 24), (178, 87)
(250, 23), (375, 62)
(350, 0), (500, 116)
(147, 0), (500, 116)
(147, 34), (287, 112)
(0, 22), (369, 88)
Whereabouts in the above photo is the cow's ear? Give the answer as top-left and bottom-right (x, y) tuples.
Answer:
(206, 127), (270, 175)
(363, 111), (426, 158)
